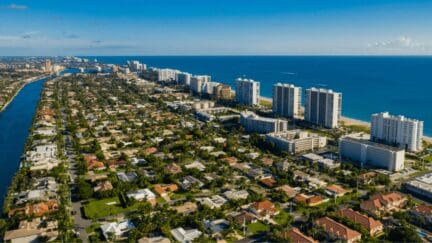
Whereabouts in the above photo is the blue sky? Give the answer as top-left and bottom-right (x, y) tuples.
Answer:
(1, 0), (432, 55)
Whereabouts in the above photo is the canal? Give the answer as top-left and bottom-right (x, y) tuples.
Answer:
(0, 77), (49, 208)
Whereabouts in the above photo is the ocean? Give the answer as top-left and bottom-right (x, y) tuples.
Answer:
(85, 56), (432, 136)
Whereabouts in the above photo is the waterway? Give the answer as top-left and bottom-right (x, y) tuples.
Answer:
(0, 78), (48, 208)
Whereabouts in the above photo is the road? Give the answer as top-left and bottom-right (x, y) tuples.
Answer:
(61, 109), (92, 242)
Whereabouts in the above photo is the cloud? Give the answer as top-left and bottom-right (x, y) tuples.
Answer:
(20, 31), (39, 39)
(367, 36), (427, 50)
(3, 3), (28, 10)
(62, 32), (80, 39)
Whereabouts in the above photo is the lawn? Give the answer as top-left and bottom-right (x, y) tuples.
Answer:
(247, 221), (269, 234)
(274, 210), (293, 226)
(83, 197), (138, 219)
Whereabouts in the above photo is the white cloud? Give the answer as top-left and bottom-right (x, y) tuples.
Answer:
(367, 36), (427, 50)
(3, 3), (28, 10)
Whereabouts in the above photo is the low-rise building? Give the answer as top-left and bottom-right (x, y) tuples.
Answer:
(338, 208), (384, 236)
(404, 173), (432, 200)
(278, 228), (317, 243)
(170, 227), (202, 243)
(223, 189), (249, 201)
(339, 133), (405, 171)
(266, 130), (327, 154)
(197, 195), (227, 209)
(315, 217), (361, 243)
(100, 220), (135, 240)
(249, 199), (279, 220)
(126, 189), (156, 205)
(240, 111), (288, 134)
(360, 192), (407, 217)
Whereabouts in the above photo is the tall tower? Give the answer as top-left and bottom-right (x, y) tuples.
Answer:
(44, 59), (52, 73)
(272, 83), (301, 118)
(304, 87), (342, 128)
(235, 78), (260, 106)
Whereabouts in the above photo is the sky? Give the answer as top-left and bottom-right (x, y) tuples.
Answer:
(1, 0), (432, 56)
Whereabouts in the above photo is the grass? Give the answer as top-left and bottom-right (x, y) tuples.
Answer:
(247, 221), (269, 234)
(274, 210), (293, 226)
(86, 223), (101, 234)
(343, 124), (370, 133)
(83, 197), (138, 219)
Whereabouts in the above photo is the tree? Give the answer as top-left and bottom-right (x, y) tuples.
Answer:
(387, 222), (422, 243)
(76, 179), (93, 200)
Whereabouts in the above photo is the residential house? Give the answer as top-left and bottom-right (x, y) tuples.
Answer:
(166, 163), (182, 174)
(409, 205), (432, 225)
(138, 236), (171, 243)
(278, 228), (318, 243)
(338, 208), (384, 236)
(126, 189), (156, 205)
(360, 192), (407, 217)
(325, 184), (350, 198)
(100, 220), (135, 240)
(94, 181), (113, 192)
(3, 218), (58, 243)
(180, 176), (204, 190)
(223, 190), (249, 201)
(204, 219), (230, 234)
(250, 199), (279, 220)
(315, 217), (361, 243)
(117, 172), (138, 183)
(276, 185), (299, 198)
(170, 227), (202, 243)
(153, 184), (179, 196)
(197, 195), (227, 209)
(173, 202), (198, 215)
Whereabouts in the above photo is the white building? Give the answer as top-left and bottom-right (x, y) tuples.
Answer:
(100, 220), (135, 240)
(202, 81), (221, 95)
(265, 130), (327, 154)
(272, 83), (301, 118)
(170, 227), (202, 243)
(175, 72), (192, 86)
(155, 68), (179, 82)
(126, 189), (156, 202)
(404, 173), (432, 200)
(128, 60), (146, 72)
(236, 78), (260, 106)
(240, 111), (288, 134)
(339, 133), (405, 171)
(371, 112), (423, 152)
(190, 75), (211, 94)
(304, 88), (342, 128)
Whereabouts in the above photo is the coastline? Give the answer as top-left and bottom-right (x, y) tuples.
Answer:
(258, 96), (432, 143)
(0, 75), (48, 113)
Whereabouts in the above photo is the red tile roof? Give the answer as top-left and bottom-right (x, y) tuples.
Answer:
(279, 228), (318, 243)
(315, 217), (361, 242)
(338, 208), (383, 234)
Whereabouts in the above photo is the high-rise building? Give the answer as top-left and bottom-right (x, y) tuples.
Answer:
(190, 75), (211, 94)
(175, 72), (192, 86)
(304, 88), (342, 128)
(272, 83), (301, 118)
(235, 78), (260, 106)
(371, 112), (423, 152)
(240, 111), (288, 134)
(213, 84), (232, 100)
(44, 59), (52, 73)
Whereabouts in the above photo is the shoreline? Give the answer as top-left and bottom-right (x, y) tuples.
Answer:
(258, 96), (432, 143)
(0, 75), (49, 113)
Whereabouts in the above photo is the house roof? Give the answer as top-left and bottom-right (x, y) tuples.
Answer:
(338, 208), (383, 231)
(361, 192), (406, 212)
(315, 217), (361, 241)
(3, 229), (41, 241)
(412, 205), (432, 215)
(260, 177), (277, 188)
(153, 184), (178, 195)
(276, 185), (298, 198)
(326, 184), (349, 195)
(279, 228), (318, 243)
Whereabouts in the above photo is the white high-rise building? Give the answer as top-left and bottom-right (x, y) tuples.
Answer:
(236, 78), (260, 106)
(371, 112), (423, 152)
(190, 75), (211, 94)
(272, 83), (301, 118)
(175, 72), (192, 86)
(304, 88), (342, 128)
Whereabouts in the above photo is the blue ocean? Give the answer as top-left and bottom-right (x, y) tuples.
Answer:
(87, 56), (432, 136)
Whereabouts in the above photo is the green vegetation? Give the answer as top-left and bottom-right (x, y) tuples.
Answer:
(247, 221), (269, 234)
(83, 197), (139, 219)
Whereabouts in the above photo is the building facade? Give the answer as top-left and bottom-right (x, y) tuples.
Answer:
(272, 83), (301, 118)
(175, 72), (192, 86)
(339, 134), (405, 171)
(236, 78), (260, 106)
(240, 111), (288, 134)
(371, 112), (423, 152)
(304, 88), (342, 128)
(190, 75), (211, 94)
(265, 130), (327, 154)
